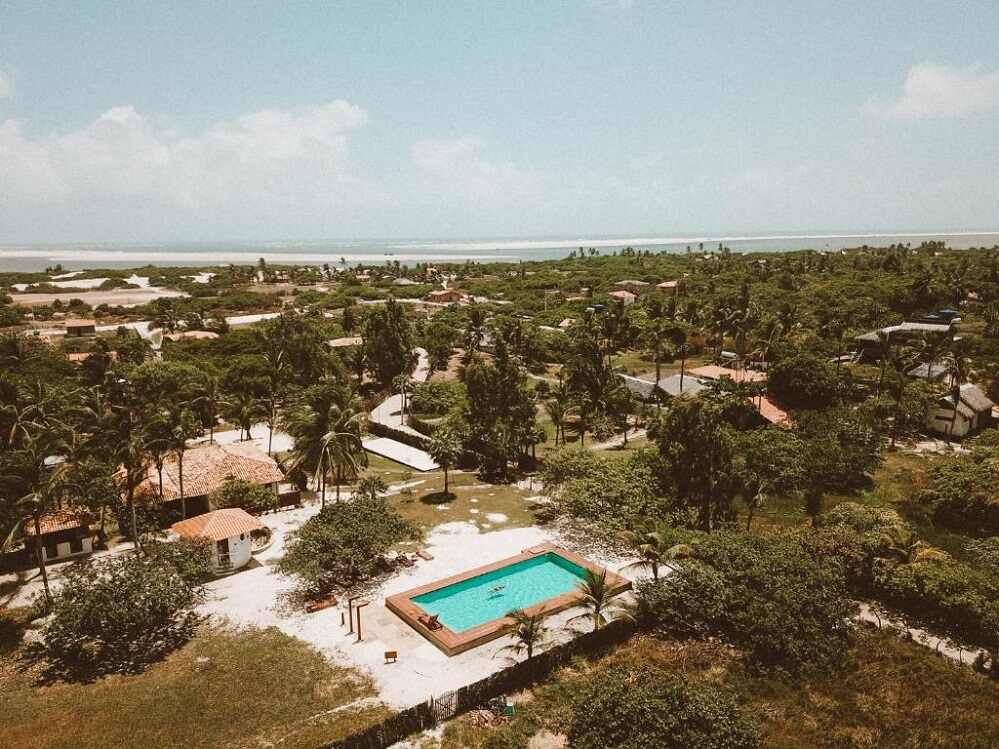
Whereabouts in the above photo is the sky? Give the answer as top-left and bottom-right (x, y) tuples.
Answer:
(1, 0), (998, 243)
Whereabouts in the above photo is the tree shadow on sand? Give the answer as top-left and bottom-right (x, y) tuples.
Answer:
(419, 490), (456, 505)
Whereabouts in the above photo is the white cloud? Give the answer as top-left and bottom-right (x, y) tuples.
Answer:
(865, 63), (999, 121)
(0, 70), (12, 99)
(0, 100), (378, 238)
(411, 136), (547, 202)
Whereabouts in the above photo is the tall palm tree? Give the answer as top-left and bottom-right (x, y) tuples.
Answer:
(544, 396), (570, 447)
(223, 390), (264, 441)
(568, 569), (620, 632)
(319, 405), (367, 503)
(495, 608), (548, 662)
(284, 382), (366, 506)
(0, 436), (60, 605)
(885, 345), (917, 448)
(262, 345), (286, 456)
(165, 408), (202, 520)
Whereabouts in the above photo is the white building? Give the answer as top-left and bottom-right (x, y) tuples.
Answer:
(925, 383), (995, 438)
(171, 508), (266, 575)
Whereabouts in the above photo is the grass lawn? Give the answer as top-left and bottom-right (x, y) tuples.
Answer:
(360, 453), (541, 534)
(435, 629), (999, 749)
(0, 619), (389, 749)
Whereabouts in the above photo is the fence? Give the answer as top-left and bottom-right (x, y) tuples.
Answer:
(321, 619), (635, 749)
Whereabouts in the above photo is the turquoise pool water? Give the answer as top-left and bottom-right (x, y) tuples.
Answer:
(412, 553), (588, 632)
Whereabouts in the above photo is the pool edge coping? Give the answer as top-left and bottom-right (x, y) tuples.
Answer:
(385, 543), (632, 656)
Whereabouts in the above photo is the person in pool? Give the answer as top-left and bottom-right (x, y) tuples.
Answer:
(490, 584), (506, 595)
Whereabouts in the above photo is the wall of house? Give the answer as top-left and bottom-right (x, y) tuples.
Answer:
(213, 533), (253, 574)
(40, 535), (94, 562)
(926, 407), (971, 437)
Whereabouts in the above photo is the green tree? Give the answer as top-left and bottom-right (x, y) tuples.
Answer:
(209, 477), (278, 514)
(428, 424), (462, 495)
(361, 298), (416, 387)
(649, 394), (741, 531)
(278, 495), (419, 596)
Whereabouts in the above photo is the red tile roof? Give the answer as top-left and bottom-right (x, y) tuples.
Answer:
(23, 509), (90, 536)
(135, 442), (284, 502)
(171, 508), (265, 542)
(757, 396), (791, 427)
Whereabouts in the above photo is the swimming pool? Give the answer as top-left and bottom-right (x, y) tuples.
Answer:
(386, 544), (631, 656)
(412, 553), (588, 632)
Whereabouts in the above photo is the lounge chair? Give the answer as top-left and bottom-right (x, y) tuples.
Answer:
(416, 549), (434, 561)
(418, 613), (443, 630)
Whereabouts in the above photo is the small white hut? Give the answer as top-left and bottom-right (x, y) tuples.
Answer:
(171, 508), (265, 575)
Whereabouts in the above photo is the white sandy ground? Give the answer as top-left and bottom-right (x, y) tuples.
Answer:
(196, 504), (638, 709)
(190, 422), (294, 454)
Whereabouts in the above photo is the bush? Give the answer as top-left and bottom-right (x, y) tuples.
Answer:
(42, 554), (200, 676)
(209, 477), (278, 514)
(144, 537), (215, 585)
(409, 381), (465, 416)
(637, 530), (857, 674)
(565, 665), (761, 749)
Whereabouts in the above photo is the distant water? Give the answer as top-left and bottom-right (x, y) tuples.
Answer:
(1, 231), (997, 273)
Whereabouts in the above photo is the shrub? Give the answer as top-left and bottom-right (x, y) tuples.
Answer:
(637, 530), (856, 674)
(144, 537), (215, 585)
(565, 665), (761, 749)
(42, 554), (200, 676)
(410, 381), (465, 416)
(209, 477), (278, 514)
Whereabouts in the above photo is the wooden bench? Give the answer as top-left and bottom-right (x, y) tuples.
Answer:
(384, 650), (398, 664)
(305, 596), (338, 613)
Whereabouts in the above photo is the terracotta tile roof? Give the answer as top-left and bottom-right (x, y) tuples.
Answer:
(164, 330), (219, 341)
(688, 365), (767, 383)
(136, 442), (284, 502)
(171, 508), (265, 542)
(23, 509), (90, 536)
(608, 290), (636, 300)
(757, 397), (791, 427)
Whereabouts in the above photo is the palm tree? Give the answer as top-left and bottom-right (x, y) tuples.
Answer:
(223, 390), (264, 441)
(0, 437), (59, 605)
(198, 369), (223, 444)
(495, 608), (548, 662)
(319, 405), (368, 503)
(165, 408), (202, 520)
(262, 345), (286, 456)
(428, 425), (462, 495)
(568, 569), (620, 632)
(544, 396), (570, 447)
(877, 527), (949, 566)
(621, 526), (693, 580)
(284, 382), (366, 506)
(885, 345), (917, 448)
